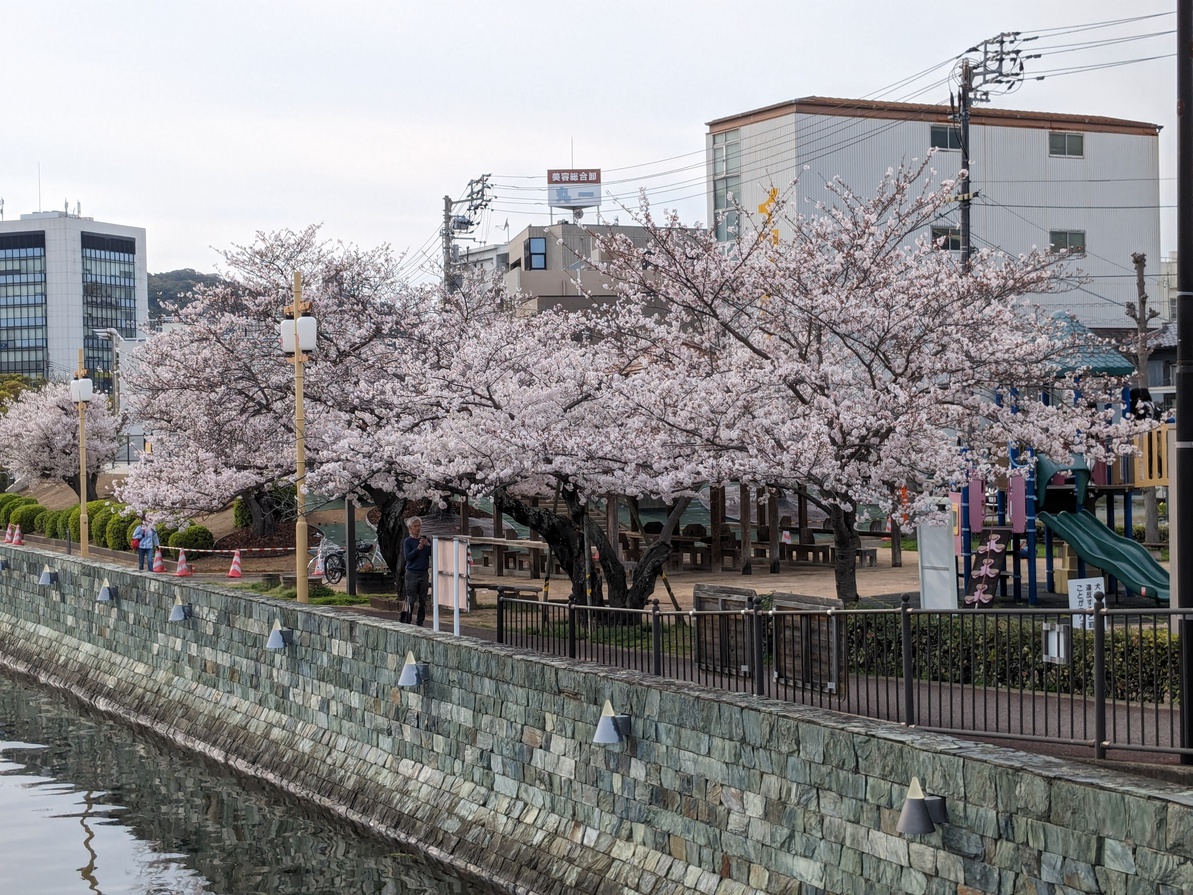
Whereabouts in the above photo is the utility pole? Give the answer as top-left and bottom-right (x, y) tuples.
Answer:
(953, 32), (1037, 265)
(441, 174), (493, 293)
(1127, 252), (1161, 545)
(1174, 0), (1193, 763)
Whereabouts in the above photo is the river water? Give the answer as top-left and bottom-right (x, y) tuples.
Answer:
(0, 668), (509, 895)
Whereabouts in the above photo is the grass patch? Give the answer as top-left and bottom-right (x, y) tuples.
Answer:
(227, 581), (369, 605)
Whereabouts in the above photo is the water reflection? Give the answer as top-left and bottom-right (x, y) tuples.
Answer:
(0, 669), (508, 895)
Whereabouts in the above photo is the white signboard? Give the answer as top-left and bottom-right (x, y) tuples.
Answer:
(546, 169), (602, 208)
(917, 500), (958, 610)
(1067, 577), (1104, 631)
(432, 536), (471, 636)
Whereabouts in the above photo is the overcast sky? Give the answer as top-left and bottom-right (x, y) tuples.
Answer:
(2, 1), (1178, 278)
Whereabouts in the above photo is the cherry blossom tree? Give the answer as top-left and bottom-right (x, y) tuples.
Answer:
(117, 226), (432, 562)
(588, 159), (1149, 603)
(0, 382), (121, 500)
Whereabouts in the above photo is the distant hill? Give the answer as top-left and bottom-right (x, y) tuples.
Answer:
(148, 269), (226, 316)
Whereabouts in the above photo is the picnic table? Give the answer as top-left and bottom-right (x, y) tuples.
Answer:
(469, 536), (550, 578)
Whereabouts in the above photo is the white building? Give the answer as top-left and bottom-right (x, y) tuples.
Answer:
(706, 97), (1162, 329)
(0, 210), (148, 389)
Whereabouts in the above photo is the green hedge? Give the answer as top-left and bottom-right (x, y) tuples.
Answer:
(232, 496), (252, 530)
(9, 503), (43, 533)
(846, 612), (1180, 704)
(0, 497), (34, 527)
(47, 510), (68, 539)
(32, 509), (50, 534)
(168, 524), (214, 552)
(1113, 523), (1170, 545)
(106, 512), (133, 550)
(91, 506), (115, 544)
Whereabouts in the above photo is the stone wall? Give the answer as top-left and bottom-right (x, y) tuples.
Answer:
(0, 546), (1190, 895)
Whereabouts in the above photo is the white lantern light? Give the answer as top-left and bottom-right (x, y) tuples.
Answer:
(69, 378), (93, 403)
(279, 316), (318, 354)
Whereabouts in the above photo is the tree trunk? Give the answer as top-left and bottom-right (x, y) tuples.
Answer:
(1144, 488), (1161, 545)
(828, 503), (861, 604)
(246, 492), (277, 538)
(890, 516), (903, 568)
(495, 485), (690, 610)
(66, 473), (99, 503)
(363, 486), (407, 572)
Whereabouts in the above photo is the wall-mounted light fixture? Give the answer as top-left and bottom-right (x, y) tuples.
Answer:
(96, 578), (119, 603)
(593, 699), (632, 745)
(265, 618), (292, 650)
(0, 558), (10, 571)
(896, 777), (947, 835)
(38, 565), (59, 587)
(398, 650), (429, 687)
(169, 597), (192, 622)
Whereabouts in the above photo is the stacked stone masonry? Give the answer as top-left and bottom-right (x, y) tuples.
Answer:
(0, 546), (1190, 895)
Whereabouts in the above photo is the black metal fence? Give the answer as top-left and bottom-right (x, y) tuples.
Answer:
(496, 592), (1187, 760)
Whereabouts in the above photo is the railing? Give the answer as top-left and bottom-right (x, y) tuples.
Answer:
(496, 592), (1187, 760)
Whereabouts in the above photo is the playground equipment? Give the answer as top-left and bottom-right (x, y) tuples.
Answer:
(956, 422), (1171, 606)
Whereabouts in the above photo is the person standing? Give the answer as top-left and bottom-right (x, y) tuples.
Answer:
(401, 518), (432, 626)
(135, 520), (160, 572)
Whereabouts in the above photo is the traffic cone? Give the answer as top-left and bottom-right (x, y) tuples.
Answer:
(175, 549), (192, 577)
(227, 549), (243, 578)
(152, 547), (165, 573)
(3, 523), (12, 544)
(12, 525), (24, 546)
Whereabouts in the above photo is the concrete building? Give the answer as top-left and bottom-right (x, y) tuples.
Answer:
(705, 96), (1162, 329)
(0, 210), (148, 390)
(463, 221), (657, 313)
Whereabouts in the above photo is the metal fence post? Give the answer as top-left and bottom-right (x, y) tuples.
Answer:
(901, 593), (916, 726)
(651, 599), (663, 676)
(752, 597), (767, 697)
(1093, 590), (1107, 760)
(567, 597), (577, 660)
(496, 592), (504, 644)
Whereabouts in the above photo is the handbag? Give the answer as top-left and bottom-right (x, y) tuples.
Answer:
(130, 537), (141, 549)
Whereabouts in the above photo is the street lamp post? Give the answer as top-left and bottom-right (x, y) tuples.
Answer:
(280, 273), (316, 604)
(70, 349), (93, 559)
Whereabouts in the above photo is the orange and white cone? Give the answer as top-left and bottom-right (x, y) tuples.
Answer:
(152, 547), (165, 573)
(12, 525), (24, 546)
(175, 549), (192, 577)
(313, 548), (325, 578)
(227, 549), (243, 578)
(3, 523), (12, 544)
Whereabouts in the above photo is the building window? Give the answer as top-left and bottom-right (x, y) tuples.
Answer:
(1049, 230), (1086, 255)
(930, 125), (962, 150)
(1049, 132), (1084, 158)
(712, 129), (741, 241)
(0, 233), (47, 378)
(525, 237), (547, 270)
(931, 226), (961, 251)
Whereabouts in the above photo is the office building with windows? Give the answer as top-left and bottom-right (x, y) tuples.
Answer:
(706, 97), (1161, 329)
(0, 211), (147, 389)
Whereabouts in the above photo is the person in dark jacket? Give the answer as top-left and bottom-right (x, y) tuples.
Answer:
(401, 517), (432, 625)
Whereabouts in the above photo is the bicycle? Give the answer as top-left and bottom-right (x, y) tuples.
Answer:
(315, 540), (387, 585)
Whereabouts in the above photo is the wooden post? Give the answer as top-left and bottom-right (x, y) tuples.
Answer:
(740, 483), (752, 575)
(769, 488), (781, 573)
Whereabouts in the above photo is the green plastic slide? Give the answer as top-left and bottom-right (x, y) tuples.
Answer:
(1040, 511), (1169, 604)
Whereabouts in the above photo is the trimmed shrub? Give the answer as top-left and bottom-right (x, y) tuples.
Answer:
(33, 509), (50, 533)
(1113, 523), (1170, 545)
(47, 510), (67, 539)
(846, 612), (1180, 704)
(168, 524), (214, 553)
(67, 506), (82, 543)
(91, 506), (115, 544)
(158, 525), (178, 547)
(0, 497), (33, 527)
(10, 503), (43, 532)
(0, 494), (23, 513)
(232, 496), (252, 530)
(106, 513), (133, 550)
